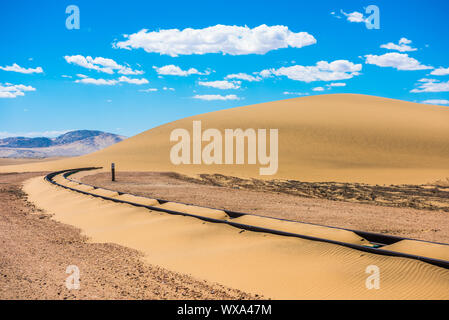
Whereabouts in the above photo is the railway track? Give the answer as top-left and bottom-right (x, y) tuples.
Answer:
(44, 167), (449, 270)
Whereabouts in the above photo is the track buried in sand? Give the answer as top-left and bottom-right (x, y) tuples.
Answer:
(58, 168), (449, 267)
(21, 168), (449, 299)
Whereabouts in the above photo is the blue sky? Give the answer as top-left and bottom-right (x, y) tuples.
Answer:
(1, 0), (448, 138)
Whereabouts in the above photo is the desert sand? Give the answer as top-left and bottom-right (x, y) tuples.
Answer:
(0, 172), (253, 300)
(0, 157), (65, 166)
(23, 174), (449, 299)
(2, 94), (449, 185)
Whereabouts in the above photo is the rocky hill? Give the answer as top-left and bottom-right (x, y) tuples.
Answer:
(0, 130), (126, 158)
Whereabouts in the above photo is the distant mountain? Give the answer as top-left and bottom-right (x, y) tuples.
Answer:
(0, 130), (126, 158)
(53, 130), (109, 145)
(0, 136), (53, 148)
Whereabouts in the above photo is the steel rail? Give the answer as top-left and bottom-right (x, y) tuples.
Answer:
(44, 168), (449, 270)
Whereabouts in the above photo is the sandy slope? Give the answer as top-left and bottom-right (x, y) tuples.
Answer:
(0, 157), (65, 166)
(2, 94), (449, 184)
(24, 176), (449, 299)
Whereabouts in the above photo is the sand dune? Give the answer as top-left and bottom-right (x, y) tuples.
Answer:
(232, 215), (368, 245)
(0, 157), (65, 166)
(115, 194), (159, 206)
(383, 240), (449, 262)
(2, 94), (449, 184)
(24, 175), (449, 299)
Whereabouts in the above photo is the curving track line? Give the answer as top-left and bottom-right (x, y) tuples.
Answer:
(44, 167), (449, 270)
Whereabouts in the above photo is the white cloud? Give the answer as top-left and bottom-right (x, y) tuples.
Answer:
(259, 60), (361, 82)
(283, 91), (308, 96)
(114, 24), (316, 56)
(117, 76), (148, 84)
(117, 66), (144, 75)
(341, 10), (366, 23)
(139, 88), (158, 92)
(0, 63), (43, 74)
(365, 52), (433, 71)
(75, 78), (118, 85)
(225, 73), (261, 82)
(74, 75), (148, 85)
(430, 67), (449, 76)
(64, 55), (143, 75)
(153, 64), (208, 76)
(380, 38), (417, 52)
(421, 99), (449, 105)
(418, 78), (436, 82)
(0, 83), (36, 98)
(65, 55), (112, 74)
(259, 69), (273, 78)
(330, 11), (342, 19)
(411, 78), (449, 93)
(286, 82), (346, 94)
(198, 80), (240, 90)
(61, 75), (72, 78)
(327, 82), (346, 87)
(193, 94), (240, 101)
(163, 87), (175, 91)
